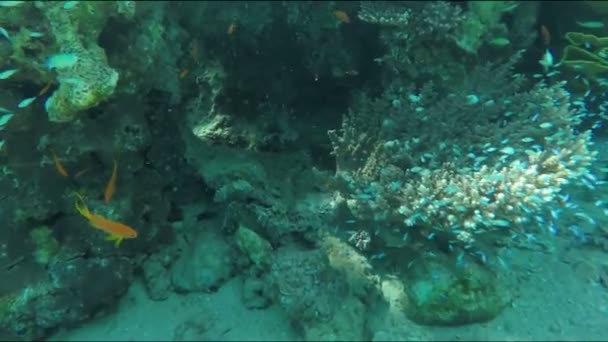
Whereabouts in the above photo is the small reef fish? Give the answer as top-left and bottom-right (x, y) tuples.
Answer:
(465, 94), (479, 105)
(539, 49), (554, 72)
(63, 1), (79, 10)
(17, 96), (36, 108)
(499, 146), (515, 155)
(576, 21), (605, 29)
(46, 53), (78, 70)
(489, 37), (510, 46)
(104, 159), (118, 204)
(44, 95), (53, 113)
(227, 22), (236, 35)
(540, 25), (550, 46)
(0, 69), (18, 80)
(179, 68), (189, 79)
(0, 112), (13, 129)
(334, 10), (350, 23)
(0, 26), (10, 41)
(50, 149), (69, 177)
(0, 1), (24, 7)
(38, 80), (53, 96)
(74, 193), (138, 247)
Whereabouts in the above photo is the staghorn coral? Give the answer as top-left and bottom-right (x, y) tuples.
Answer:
(358, 1), (468, 88)
(328, 53), (598, 249)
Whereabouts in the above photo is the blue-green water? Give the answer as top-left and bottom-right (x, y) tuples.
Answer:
(0, 1), (607, 341)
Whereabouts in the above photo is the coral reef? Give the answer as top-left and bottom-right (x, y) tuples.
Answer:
(0, 1), (605, 340)
(329, 53), (597, 252)
(270, 247), (368, 340)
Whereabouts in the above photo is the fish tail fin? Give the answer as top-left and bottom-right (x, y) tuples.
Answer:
(73, 192), (91, 219)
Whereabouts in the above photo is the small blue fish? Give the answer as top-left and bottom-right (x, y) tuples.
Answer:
(370, 252), (385, 260)
(465, 94), (479, 105)
(496, 256), (509, 270)
(473, 251), (487, 264)
(581, 178), (595, 190)
(574, 212), (596, 225)
(0, 69), (18, 80)
(550, 209), (561, 220)
(0, 1), (24, 7)
(548, 221), (558, 235)
(457, 251), (465, 265)
(576, 21), (605, 29)
(63, 1), (79, 9)
(46, 53), (78, 70)
(17, 96), (36, 108)
(568, 225), (587, 242)
(0, 113), (14, 128)
(44, 95), (53, 113)
(0, 26), (10, 42)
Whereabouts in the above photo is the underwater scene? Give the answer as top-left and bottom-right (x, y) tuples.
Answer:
(0, 0), (608, 341)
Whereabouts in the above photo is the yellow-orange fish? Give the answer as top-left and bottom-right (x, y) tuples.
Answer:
(334, 10), (350, 23)
(74, 193), (137, 247)
(38, 80), (53, 96)
(227, 22), (237, 35)
(104, 159), (117, 204)
(179, 68), (189, 79)
(50, 149), (69, 177)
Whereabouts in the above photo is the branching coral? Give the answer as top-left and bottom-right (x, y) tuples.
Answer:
(328, 54), (597, 248)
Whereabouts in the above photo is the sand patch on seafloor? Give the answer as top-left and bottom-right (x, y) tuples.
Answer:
(50, 277), (297, 341)
(49, 242), (608, 341)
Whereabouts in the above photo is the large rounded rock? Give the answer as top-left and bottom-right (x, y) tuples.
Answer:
(172, 231), (234, 293)
(405, 260), (511, 325)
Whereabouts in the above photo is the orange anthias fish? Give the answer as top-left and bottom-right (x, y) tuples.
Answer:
(74, 193), (137, 247)
(38, 80), (53, 96)
(179, 68), (189, 79)
(227, 22), (237, 35)
(540, 24), (551, 46)
(50, 149), (69, 177)
(334, 10), (350, 23)
(104, 159), (117, 204)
